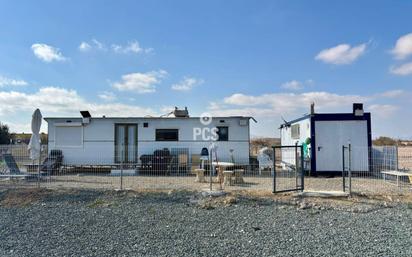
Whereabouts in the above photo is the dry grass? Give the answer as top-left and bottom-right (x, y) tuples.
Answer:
(0, 188), (50, 207)
(0, 174), (411, 209)
(0, 186), (410, 213)
(34, 174), (412, 196)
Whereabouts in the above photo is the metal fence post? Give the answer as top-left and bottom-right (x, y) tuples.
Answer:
(342, 145), (346, 192)
(272, 146), (276, 193)
(396, 144), (399, 171)
(348, 144), (352, 195)
(209, 149), (213, 191)
(300, 145), (304, 192)
(294, 143), (298, 188)
(120, 147), (123, 191)
(37, 149), (41, 188)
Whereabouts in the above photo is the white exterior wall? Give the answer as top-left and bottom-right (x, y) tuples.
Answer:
(279, 118), (311, 168)
(46, 117), (250, 165)
(314, 120), (369, 172)
(280, 116), (369, 172)
(280, 118), (311, 147)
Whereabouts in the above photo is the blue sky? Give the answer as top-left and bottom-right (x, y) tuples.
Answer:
(0, 0), (411, 138)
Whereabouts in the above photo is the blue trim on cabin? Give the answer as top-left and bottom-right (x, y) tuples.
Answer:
(309, 113), (372, 176)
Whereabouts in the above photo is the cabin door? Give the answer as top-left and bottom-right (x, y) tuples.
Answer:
(315, 120), (368, 172)
(115, 124), (137, 163)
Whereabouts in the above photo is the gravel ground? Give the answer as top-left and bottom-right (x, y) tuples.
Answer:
(0, 189), (411, 257)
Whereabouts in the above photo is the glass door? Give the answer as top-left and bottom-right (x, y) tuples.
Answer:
(115, 124), (137, 163)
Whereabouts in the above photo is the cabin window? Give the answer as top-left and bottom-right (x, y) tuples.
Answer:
(291, 124), (300, 139)
(156, 129), (179, 141)
(55, 126), (82, 147)
(217, 126), (229, 141)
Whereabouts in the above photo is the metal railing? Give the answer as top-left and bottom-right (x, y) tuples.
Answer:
(0, 144), (411, 195)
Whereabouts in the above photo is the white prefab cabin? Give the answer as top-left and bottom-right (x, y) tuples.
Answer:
(280, 104), (372, 174)
(45, 115), (252, 166)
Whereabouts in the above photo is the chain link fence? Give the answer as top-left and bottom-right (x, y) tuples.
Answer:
(1, 144), (411, 195)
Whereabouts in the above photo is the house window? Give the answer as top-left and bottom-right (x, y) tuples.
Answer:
(291, 124), (300, 139)
(55, 126), (82, 147)
(217, 126), (229, 141)
(156, 129), (179, 141)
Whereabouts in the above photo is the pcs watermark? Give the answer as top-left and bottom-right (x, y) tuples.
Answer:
(193, 112), (219, 141)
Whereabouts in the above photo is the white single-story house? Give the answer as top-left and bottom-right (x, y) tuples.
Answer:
(44, 110), (254, 168)
(280, 103), (372, 174)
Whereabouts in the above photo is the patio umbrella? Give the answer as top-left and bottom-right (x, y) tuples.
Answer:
(28, 109), (42, 160)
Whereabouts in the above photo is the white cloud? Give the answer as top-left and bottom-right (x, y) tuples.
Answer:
(98, 91), (116, 101)
(208, 89), (408, 137)
(390, 62), (412, 76)
(111, 41), (152, 54)
(3, 121), (31, 133)
(281, 80), (303, 90)
(78, 42), (91, 52)
(368, 104), (399, 118)
(112, 70), (167, 93)
(0, 76), (28, 87)
(391, 33), (412, 60)
(92, 39), (106, 50)
(79, 39), (152, 54)
(315, 43), (367, 65)
(159, 106), (175, 115)
(31, 43), (66, 62)
(171, 77), (204, 91)
(222, 91), (367, 116)
(0, 87), (156, 118)
(378, 90), (404, 98)
(77, 39), (106, 52)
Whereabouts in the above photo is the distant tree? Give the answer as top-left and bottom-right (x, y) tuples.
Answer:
(0, 122), (11, 144)
(373, 136), (397, 146)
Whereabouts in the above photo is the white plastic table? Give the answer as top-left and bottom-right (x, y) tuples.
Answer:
(212, 162), (234, 167)
(381, 170), (412, 187)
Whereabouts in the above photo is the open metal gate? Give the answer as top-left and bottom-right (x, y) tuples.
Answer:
(272, 145), (304, 193)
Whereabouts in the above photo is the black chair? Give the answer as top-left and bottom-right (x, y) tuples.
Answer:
(41, 150), (63, 174)
(140, 149), (172, 175)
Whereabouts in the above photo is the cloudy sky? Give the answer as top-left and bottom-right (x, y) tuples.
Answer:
(0, 0), (411, 139)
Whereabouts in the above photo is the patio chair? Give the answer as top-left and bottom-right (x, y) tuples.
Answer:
(41, 149), (63, 174)
(3, 154), (22, 174)
(0, 154), (37, 179)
